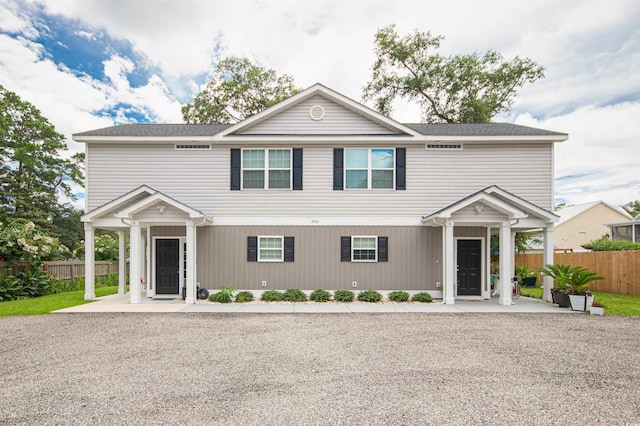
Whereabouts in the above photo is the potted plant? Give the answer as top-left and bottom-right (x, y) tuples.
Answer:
(564, 267), (603, 312)
(540, 264), (572, 308)
(515, 265), (537, 287)
(590, 300), (605, 316)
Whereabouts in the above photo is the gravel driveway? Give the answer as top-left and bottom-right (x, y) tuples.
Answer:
(1, 313), (639, 425)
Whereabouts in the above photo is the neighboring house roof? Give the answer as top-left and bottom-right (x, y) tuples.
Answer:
(557, 201), (632, 226)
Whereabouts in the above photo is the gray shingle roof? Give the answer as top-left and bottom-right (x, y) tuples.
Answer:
(404, 122), (567, 136)
(73, 122), (566, 138)
(73, 124), (233, 137)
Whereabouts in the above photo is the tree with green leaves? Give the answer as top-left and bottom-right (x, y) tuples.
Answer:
(363, 25), (545, 123)
(622, 200), (640, 218)
(0, 84), (84, 232)
(182, 57), (300, 124)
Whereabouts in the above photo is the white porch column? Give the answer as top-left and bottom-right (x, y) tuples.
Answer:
(129, 221), (142, 304)
(83, 223), (95, 300)
(499, 222), (513, 305)
(118, 231), (126, 295)
(443, 220), (456, 305)
(543, 224), (555, 303)
(185, 220), (196, 304)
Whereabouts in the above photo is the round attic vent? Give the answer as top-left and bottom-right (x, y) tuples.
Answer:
(309, 104), (325, 121)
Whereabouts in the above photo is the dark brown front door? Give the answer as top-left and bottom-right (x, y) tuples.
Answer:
(156, 239), (180, 295)
(457, 239), (482, 296)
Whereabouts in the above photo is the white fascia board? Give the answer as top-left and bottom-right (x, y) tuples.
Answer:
(484, 186), (559, 222)
(116, 193), (211, 221)
(422, 135), (568, 143)
(82, 185), (156, 222)
(428, 193), (528, 221)
(73, 135), (221, 144)
(212, 216), (423, 226)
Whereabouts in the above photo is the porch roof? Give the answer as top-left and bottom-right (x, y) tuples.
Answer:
(421, 185), (559, 225)
(81, 185), (212, 224)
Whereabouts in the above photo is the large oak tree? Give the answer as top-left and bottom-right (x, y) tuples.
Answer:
(182, 57), (299, 124)
(363, 25), (545, 123)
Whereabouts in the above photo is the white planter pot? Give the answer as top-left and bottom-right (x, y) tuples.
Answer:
(569, 294), (594, 312)
(590, 306), (604, 316)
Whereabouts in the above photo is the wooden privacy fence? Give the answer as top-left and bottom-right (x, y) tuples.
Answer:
(1, 261), (119, 280)
(515, 251), (640, 295)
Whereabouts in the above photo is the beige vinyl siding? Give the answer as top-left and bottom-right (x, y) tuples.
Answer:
(196, 225), (442, 291)
(86, 142), (553, 216)
(236, 95), (400, 135)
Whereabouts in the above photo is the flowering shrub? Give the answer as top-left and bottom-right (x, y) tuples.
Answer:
(73, 233), (119, 261)
(0, 220), (68, 264)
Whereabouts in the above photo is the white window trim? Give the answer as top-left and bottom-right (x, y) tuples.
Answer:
(258, 236), (284, 262)
(241, 148), (293, 190)
(344, 148), (395, 190)
(351, 235), (378, 262)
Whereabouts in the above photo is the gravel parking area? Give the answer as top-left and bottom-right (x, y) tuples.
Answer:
(1, 313), (639, 425)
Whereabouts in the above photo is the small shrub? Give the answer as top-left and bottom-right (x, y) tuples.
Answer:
(282, 288), (307, 302)
(388, 290), (410, 302)
(582, 235), (640, 251)
(309, 288), (331, 302)
(412, 292), (433, 303)
(261, 289), (283, 302)
(235, 291), (254, 303)
(334, 289), (355, 302)
(208, 285), (235, 303)
(357, 289), (382, 303)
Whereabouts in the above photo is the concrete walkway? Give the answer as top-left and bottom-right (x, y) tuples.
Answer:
(54, 293), (576, 314)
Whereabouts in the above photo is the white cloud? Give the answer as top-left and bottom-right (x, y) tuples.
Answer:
(516, 101), (640, 206)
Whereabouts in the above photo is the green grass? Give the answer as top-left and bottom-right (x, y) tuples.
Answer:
(0, 286), (118, 317)
(520, 286), (640, 316)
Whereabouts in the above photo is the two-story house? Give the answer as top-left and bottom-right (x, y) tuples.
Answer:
(75, 84), (567, 305)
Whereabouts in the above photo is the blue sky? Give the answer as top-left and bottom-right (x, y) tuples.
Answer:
(1, 0), (639, 208)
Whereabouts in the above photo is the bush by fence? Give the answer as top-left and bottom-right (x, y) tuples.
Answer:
(1, 260), (120, 281)
(515, 251), (640, 295)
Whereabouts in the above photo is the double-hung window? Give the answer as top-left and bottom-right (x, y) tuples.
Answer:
(247, 236), (295, 262)
(344, 148), (394, 189)
(341, 236), (388, 262)
(352, 236), (377, 261)
(242, 149), (292, 189)
(259, 236), (284, 262)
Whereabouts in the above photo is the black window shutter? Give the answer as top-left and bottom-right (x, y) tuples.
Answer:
(284, 236), (295, 262)
(247, 236), (258, 262)
(396, 148), (406, 190)
(230, 149), (241, 190)
(333, 148), (344, 190)
(293, 149), (303, 191)
(340, 236), (351, 261)
(378, 236), (388, 262)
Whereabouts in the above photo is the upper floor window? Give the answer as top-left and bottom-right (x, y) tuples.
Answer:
(242, 149), (292, 189)
(333, 148), (405, 191)
(344, 148), (395, 189)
